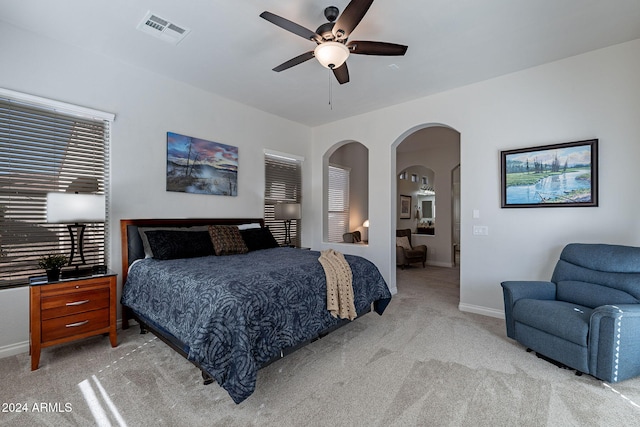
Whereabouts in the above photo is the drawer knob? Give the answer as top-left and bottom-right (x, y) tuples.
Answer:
(66, 300), (90, 306)
(65, 320), (89, 328)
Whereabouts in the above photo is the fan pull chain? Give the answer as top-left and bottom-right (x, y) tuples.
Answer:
(328, 69), (333, 110)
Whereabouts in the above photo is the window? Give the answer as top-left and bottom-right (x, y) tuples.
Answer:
(264, 151), (302, 247)
(0, 90), (113, 288)
(328, 164), (350, 243)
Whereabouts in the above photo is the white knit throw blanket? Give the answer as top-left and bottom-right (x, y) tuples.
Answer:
(318, 249), (357, 321)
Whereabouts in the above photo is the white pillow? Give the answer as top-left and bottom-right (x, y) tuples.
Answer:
(396, 236), (412, 250)
(237, 223), (261, 230)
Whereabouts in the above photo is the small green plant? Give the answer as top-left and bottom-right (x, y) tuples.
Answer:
(38, 253), (69, 270)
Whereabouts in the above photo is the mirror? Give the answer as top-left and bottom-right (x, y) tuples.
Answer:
(398, 165), (435, 235)
(421, 200), (433, 219)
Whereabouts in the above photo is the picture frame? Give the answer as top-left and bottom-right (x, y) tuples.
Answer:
(166, 132), (238, 196)
(500, 139), (598, 208)
(400, 195), (412, 218)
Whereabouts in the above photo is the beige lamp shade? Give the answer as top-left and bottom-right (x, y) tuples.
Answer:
(274, 203), (301, 220)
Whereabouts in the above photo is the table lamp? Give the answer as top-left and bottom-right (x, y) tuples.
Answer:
(46, 192), (105, 266)
(274, 203), (301, 246)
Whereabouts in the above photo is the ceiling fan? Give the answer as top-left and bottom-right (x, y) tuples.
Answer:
(260, 0), (408, 84)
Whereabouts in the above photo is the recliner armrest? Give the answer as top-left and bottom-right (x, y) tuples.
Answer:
(501, 281), (556, 339)
(589, 304), (640, 382)
(501, 281), (557, 301)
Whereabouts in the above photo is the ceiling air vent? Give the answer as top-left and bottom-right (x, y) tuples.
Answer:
(136, 11), (191, 45)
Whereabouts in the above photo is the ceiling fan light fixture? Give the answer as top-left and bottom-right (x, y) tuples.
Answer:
(314, 42), (349, 69)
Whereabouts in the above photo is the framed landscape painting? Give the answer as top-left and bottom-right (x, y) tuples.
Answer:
(166, 132), (238, 196)
(500, 139), (598, 208)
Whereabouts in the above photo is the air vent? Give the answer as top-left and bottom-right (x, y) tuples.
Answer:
(136, 11), (191, 45)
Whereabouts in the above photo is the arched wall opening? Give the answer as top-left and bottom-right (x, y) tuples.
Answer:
(391, 123), (461, 278)
(322, 140), (369, 243)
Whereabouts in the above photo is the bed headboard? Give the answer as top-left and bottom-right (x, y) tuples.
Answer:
(120, 218), (265, 283)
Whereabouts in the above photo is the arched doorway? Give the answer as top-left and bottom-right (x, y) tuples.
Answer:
(392, 124), (461, 287)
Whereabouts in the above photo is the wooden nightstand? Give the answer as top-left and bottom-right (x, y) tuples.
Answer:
(29, 272), (117, 370)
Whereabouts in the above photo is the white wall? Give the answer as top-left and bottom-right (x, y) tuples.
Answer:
(311, 39), (640, 312)
(0, 22), (311, 357)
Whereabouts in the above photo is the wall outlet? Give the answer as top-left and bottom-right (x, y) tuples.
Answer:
(473, 225), (489, 236)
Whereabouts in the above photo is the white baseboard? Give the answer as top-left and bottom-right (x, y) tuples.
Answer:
(0, 340), (29, 359)
(0, 319), (126, 360)
(459, 302), (504, 319)
(426, 261), (455, 268)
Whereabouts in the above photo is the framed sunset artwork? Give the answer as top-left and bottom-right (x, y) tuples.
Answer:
(166, 132), (238, 196)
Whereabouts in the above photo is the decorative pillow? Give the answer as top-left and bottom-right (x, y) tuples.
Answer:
(240, 227), (279, 251)
(138, 226), (208, 258)
(396, 236), (412, 250)
(144, 230), (215, 260)
(208, 225), (248, 255)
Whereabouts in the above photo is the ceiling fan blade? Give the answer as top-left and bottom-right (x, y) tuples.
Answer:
(260, 11), (319, 42)
(332, 0), (374, 40)
(272, 51), (315, 72)
(332, 62), (350, 84)
(348, 40), (408, 56)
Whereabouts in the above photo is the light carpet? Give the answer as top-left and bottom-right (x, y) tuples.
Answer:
(1, 265), (640, 426)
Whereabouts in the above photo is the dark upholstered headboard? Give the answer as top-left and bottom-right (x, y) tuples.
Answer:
(120, 218), (265, 283)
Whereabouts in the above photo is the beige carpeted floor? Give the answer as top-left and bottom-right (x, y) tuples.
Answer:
(2, 265), (640, 426)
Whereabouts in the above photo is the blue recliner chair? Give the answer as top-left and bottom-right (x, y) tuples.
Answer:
(501, 243), (640, 382)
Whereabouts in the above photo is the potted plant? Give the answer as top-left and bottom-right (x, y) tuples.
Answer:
(38, 253), (69, 282)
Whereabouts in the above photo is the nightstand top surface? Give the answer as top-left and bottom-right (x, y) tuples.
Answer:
(29, 269), (117, 286)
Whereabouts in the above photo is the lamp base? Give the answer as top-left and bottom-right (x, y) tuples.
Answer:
(283, 219), (292, 246)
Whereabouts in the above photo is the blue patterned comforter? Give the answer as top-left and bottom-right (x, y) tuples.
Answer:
(121, 247), (391, 403)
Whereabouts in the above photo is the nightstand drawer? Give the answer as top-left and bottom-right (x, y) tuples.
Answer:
(41, 308), (109, 342)
(40, 278), (111, 297)
(41, 288), (110, 320)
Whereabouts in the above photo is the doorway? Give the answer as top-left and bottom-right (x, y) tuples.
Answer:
(394, 124), (461, 277)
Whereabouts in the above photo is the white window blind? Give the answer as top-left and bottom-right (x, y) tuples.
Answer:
(264, 152), (302, 247)
(328, 164), (349, 243)
(0, 94), (111, 287)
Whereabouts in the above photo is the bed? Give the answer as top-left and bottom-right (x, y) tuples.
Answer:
(120, 218), (392, 403)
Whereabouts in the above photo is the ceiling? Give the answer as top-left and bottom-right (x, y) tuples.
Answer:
(1, 0), (639, 127)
